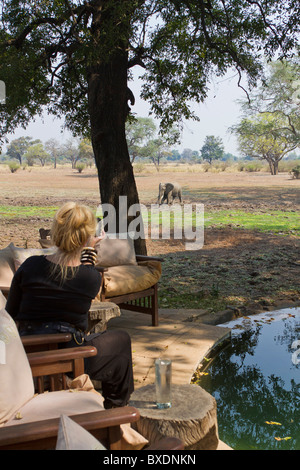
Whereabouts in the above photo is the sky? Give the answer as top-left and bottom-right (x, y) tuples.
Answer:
(4, 69), (247, 157)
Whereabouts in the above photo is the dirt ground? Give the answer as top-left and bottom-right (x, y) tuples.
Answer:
(0, 165), (299, 316)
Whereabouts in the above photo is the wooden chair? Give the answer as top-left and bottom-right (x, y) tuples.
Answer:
(0, 344), (140, 450)
(0, 346), (183, 450)
(21, 332), (72, 353)
(39, 228), (162, 326)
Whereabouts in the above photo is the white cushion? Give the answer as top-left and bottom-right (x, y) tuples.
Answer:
(10, 246), (56, 270)
(0, 291), (6, 310)
(95, 234), (137, 267)
(5, 388), (148, 450)
(4, 389), (104, 426)
(0, 308), (35, 426)
(56, 414), (106, 450)
(0, 243), (15, 288)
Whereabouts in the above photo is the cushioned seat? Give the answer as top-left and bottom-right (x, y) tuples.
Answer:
(0, 243), (15, 290)
(99, 261), (162, 298)
(0, 307), (148, 450)
(4, 389), (104, 427)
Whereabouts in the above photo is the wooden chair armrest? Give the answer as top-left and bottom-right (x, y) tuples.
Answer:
(22, 333), (72, 348)
(27, 346), (97, 381)
(27, 346), (97, 367)
(136, 255), (164, 262)
(0, 407), (140, 450)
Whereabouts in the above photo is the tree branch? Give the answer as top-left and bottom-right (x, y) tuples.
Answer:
(0, 4), (88, 50)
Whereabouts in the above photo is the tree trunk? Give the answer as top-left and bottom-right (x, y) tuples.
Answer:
(87, 52), (147, 255)
(273, 160), (279, 175)
(266, 157), (275, 175)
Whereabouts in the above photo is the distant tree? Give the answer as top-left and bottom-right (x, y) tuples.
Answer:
(200, 136), (225, 164)
(6, 137), (33, 164)
(25, 141), (50, 166)
(126, 117), (156, 163)
(223, 152), (238, 162)
(62, 139), (80, 169)
(232, 113), (298, 175)
(78, 138), (95, 167)
(168, 149), (181, 161)
(139, 137), (171, 171)
(241, 59), (300, 145)
(181, 148), (193, 161)
(45, 138), (61, 169)
(286, 151), (300, 161)
(191, 150), (200, 162)
(232, 59), (300, 174)
(232, 59), (300, 172)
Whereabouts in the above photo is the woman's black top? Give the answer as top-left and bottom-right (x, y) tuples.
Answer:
(6, 255), (102, 331)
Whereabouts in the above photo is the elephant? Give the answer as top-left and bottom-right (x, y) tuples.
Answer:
(157, 182), (183, 205)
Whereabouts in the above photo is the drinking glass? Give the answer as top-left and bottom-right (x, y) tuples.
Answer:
(155, 358), (172, 409)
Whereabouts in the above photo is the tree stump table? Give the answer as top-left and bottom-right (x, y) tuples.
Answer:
(129, 384), (219, 450)
(87, 301), (121, 333)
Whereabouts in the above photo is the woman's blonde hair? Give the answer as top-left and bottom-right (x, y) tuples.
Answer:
(50, 202), (96, 280)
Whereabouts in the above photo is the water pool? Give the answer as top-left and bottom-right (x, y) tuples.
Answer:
(197, 308), (300, 450)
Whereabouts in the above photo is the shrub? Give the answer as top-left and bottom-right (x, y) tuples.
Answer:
(133, 162), (146, 173)
(8, 161), (20, 173)
(291, 165), (300, 179)
(75, 162), (85, 173)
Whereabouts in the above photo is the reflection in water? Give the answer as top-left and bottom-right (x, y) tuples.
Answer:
(197, 310), (300, 450)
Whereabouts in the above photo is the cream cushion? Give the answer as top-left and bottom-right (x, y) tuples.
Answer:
(39, 232), (138, 267)
(4, 389), (105, 426)
(102, 260), (162, 297)
(0, 243), (15, 288)
(0, 308), (35, 426)
(10, 245), (56, 270)
(4, 384), (148, 450)
(0, 291), (6, 310)
(0, 332), (147, 450)
(56, 414), (106, 450)
(95, 235), (137, 267)
(56, 412), (149, 451)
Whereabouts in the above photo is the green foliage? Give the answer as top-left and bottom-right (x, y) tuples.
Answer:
(126, 117), (156, 163)
(0, 0), (299, 142)
(7, 161), (20, 173)
(25, 141), (50, 166)
(231, 59), (300, 174)
(6, 136), (33, 164)
(233, 113), (298, 174)
(200, 135), (225, 164)
(75, 162), (85, 173)
(78, 138), (94, 164)
(291, 165), (300, 179)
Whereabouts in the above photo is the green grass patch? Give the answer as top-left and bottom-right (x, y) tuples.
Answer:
(0, 205), (299, 236)
(158, 290), (228, 311)
(141, 208), (299, 236)
(204, 210), (300, 235)
(0, 205), (59, 218)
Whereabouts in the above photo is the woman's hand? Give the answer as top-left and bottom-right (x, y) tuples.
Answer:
(86, 230), (106, 248)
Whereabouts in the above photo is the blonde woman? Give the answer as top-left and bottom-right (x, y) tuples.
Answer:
(6, 202), (134, 409)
